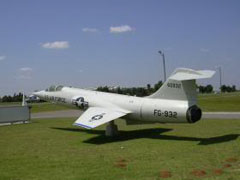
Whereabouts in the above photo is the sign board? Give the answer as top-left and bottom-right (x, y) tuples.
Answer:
(0, 106), (30, 124)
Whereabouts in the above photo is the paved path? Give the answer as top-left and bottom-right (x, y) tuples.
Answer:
(203, 112), (240, 119)
(31, 110), (240, 119)
(31, 110), (82, 119)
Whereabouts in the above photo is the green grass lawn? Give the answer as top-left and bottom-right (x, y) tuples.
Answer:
(0, 118), (239, 180)
(198, 92), (240, 112)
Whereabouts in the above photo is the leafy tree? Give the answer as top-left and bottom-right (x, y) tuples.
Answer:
(198, 84), (213, 93)
(154, 81), (163, 92)
(205, 85), (213, 93)
(221, 85), (237, 93)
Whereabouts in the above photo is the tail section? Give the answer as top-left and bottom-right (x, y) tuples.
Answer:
(149, 68), (215, 104)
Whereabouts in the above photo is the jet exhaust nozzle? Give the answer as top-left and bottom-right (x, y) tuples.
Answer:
(187, 105), (202, 123)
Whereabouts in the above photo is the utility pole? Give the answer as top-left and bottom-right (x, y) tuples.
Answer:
(216, 66), (222, 92)
(158, 51), (166, 82)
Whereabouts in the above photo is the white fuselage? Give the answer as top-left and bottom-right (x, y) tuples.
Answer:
(35, 86), (193, 124)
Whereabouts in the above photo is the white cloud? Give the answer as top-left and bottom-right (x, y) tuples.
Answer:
(200, 48), (210, 53)
(42, 41), (69, 49)
(20, 67), (33, 72)
(82, 28), (98, 33)
(0, 56), (6, 61)
(17, 67), (33, 79)
(110, 25), (134, 33)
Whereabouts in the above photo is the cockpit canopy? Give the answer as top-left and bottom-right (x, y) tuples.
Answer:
(45, 85), (64, 92)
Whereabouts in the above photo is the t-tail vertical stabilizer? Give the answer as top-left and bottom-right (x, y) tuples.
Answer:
(148, 68), (215, 105)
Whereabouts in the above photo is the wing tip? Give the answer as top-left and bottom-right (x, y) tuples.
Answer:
(73, 123), (93, 129)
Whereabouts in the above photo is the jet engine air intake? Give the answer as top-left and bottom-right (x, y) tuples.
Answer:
(186, 105), (202, 123)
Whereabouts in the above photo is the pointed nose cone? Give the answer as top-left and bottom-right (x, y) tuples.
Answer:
(33, 90), (45, 98)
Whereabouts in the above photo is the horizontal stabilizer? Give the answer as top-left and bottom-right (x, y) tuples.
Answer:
(169, 68), (215, 81)
(73, 107), (127, 129)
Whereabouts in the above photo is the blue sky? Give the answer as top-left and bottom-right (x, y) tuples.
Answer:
(0, 0), (240, 95)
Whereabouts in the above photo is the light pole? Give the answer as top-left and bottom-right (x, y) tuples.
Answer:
(216, 66), (222, 92)
(158, 51), (166, 82)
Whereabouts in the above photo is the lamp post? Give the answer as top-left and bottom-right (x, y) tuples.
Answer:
(216, 66), (222, 92)
(158, 51), (166, 82)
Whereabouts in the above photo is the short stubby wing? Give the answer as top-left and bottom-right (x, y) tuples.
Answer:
(73, 107), (127, 129)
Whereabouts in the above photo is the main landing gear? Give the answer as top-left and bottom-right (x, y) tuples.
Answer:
(105, 121), (118, 136)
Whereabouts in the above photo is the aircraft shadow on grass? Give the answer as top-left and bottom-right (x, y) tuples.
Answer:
(51, 127), (239, 145)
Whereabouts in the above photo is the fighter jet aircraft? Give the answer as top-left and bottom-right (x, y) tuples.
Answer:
(34, 68), (215, 136)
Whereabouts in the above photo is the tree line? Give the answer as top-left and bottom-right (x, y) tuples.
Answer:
(220, 85), (236, 93)
(0, 93), (24, 103)
(97, 83), (237, 97)
(97, 81), (163, 97)
(0, 83), (238, 102)
(198, 85), (236, 93)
